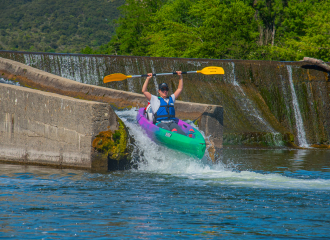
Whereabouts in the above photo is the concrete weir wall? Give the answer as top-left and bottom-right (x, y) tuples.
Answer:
(2, 51), (329, 147)
(0, 57), (223, 148)
(0, 57), (224, 169)
(0, 83), (118, 171)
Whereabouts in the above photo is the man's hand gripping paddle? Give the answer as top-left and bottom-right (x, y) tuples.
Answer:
(103, 66), (224, 83)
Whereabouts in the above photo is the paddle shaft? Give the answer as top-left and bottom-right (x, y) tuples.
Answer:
(103, 67), (223, 83)
(130, 71), (197, 78)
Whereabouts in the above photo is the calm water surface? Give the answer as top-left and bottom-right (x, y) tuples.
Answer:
(1, 109), (330, 239)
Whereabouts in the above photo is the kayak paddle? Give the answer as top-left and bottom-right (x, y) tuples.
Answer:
(103, 66), (224, 83)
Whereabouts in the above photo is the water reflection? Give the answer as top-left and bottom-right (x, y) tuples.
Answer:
(221, 148), (330, 174)
(290, 149), (308, 170)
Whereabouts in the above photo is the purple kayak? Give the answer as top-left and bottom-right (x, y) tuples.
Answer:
(136, 108), (206, 159)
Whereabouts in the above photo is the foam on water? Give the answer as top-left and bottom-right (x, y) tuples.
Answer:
(116, 109), (330, 190)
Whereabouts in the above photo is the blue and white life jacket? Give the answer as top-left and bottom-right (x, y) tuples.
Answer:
(154, 96), (175, 122)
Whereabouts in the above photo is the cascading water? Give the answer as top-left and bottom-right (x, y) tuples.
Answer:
(228, 63), (283, 145)
(0, 78), (21, 86)
(287, 65), (309, 147)
(150, 60), (159, 92)
(125, 60), (136, 92)
(23, 54), (106, 85)
(229, 62), (275, 133)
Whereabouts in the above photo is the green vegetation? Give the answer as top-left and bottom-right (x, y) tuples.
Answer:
(0, 0), (124, 53)
(82, 0), (330, 61)
(2, 0), (329, 61)
(92, 118), (129, 161)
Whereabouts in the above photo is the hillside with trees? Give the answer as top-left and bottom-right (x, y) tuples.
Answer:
(0, 0), (124, 53)
(1, 0), (329, 61)
(82, 0), (330, 62)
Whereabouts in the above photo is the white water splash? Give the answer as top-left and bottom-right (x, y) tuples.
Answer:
(116, 109), (330, 190)
(287, 66), (309, 147)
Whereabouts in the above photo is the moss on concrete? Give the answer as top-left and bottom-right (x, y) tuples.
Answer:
(92, 117), (130, 162)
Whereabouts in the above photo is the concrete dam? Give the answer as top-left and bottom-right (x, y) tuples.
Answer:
(1, 50), (330, 148)
(0, 54), (224, 170)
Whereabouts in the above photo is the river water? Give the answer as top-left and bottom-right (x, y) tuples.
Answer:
(1, 109), (330, 239)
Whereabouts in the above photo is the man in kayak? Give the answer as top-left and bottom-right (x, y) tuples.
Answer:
(142, 71), (185, 135)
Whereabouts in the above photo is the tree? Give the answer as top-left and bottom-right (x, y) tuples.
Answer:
(147, 0), (259, 60)
(82, 0), (329, 62)
(108, 0), (168, 56)
(269, 0), (330, 61)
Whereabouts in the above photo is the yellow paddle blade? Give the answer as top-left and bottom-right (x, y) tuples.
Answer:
(103, 73), (132, 83)
(198, 66), (224, 75)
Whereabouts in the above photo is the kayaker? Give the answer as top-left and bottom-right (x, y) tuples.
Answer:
(142, 71), (185, 135)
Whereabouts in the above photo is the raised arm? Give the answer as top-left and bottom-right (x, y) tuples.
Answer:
(173, 71), (183, 99)
(142, 73), (153, 101)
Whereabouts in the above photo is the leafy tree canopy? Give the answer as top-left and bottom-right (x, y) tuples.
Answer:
(84, 0), (330, 61)
(146, 0), (259, 60)
(2, 0), (328, 61)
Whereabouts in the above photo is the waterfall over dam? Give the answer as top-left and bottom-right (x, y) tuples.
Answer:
(0, 51), (329, 147)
